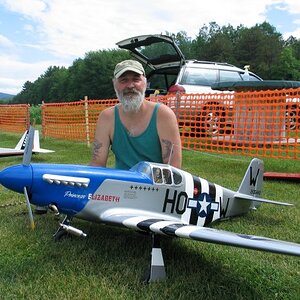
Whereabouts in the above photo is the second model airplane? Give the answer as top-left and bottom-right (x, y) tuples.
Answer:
(0, 128), (54, 157)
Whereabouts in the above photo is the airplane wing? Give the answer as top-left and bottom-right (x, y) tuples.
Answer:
(32, 148), (55, 154)
(0, 149), (23, 157)
(100, 208), (300, 257)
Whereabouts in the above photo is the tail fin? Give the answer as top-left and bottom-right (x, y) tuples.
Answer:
(234, 158), (292, 207)
(32, 130), (54, 153)
(33, 130), (41, 150)
(15, 129), (54, 154)
(238, 158), (264, 197)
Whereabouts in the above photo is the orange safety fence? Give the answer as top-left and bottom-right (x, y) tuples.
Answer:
(41, 89), (300, 160)
(42, 98), (118, 144)
(0, 104), (30, 133)
(158, 88), (300, 160)
(1, 90), (298, 160)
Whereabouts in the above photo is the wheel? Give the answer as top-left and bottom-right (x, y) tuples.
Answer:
(54, 228), (71, 242)
(141, 267), (151, 284)
(285, 106), (298, 130)
(195, 104), (226, 137)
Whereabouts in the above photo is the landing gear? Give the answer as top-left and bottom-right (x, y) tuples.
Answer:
(143, 234), (166, 283)
(53, 215), (72, 241)
(53, 216), (87, 241)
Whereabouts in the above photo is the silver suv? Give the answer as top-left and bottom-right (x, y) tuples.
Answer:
(117, 34), (299, 134)
(116, 34), (262, 96)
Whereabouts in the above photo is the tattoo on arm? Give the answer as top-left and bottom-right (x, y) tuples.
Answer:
(92, 140), (103, 161)
(161, 139), (173, 162)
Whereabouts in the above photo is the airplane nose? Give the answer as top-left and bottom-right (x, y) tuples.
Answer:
(0, 164), (33, 193)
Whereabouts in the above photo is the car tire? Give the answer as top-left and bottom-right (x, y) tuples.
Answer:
(197, 104), (226, 137)
(285, 105), (299, 130)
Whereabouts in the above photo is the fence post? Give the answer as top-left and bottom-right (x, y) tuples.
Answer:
(41, 101), (45, 137)
(26, 104), (31, 128)
(84, 96), (90, 147)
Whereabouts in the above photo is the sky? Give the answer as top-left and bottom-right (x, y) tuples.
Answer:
(0, 0), (300, 95)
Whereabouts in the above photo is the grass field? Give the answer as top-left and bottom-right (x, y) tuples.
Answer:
(0, 131), (299, 300)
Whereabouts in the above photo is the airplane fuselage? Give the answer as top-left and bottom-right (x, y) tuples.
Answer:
(0, 162), (253, 227)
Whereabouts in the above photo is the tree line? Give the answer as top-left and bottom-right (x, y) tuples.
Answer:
(9, 21), (300, 104)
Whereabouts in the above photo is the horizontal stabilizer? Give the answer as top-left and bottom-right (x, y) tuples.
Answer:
(234, 192), (293, 206)
(32, 148), (54, 154)
(32, 130), (54, 153)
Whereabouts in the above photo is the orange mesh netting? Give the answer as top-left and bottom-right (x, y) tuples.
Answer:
(39, 89), (300, 160)
(0, 104), (30, 133)
(42, 98), (118, 144)
(154, 88), (300, 160)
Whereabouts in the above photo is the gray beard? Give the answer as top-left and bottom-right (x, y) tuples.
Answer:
(117, 89), (145, 112)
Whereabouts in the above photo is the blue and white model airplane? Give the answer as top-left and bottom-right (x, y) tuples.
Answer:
(0, 127), (299, 282)
(0, 128), (54, 157)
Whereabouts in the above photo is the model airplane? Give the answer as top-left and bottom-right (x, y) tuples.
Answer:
(0, 128), (54, 157)
(0, 127), (299, 283)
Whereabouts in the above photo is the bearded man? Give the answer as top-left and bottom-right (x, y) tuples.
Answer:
(90, 60), (182, 170)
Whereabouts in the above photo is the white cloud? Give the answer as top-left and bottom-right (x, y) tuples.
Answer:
(0, 0), (300, 94)
(0, 34), (14, 49)
(0, 0), (47, 19)
(283, 28), (300, 39)
(0, 0), (287, 58)
(280, 0), (300, 14)
(0, 78), (26, 95)
(0, 54), (70, 94)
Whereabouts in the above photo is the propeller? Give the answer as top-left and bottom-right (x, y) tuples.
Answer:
(22, 126), (35, 230)
(22, 126), (34, 166)
(24, 186), (35, 230)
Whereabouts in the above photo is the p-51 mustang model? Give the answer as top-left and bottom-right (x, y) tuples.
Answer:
(0, 127), (299, 282)
(0, 128), (54, 157)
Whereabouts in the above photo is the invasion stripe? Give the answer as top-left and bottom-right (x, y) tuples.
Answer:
(189, 175), (201, 225)
(137, 219), (163, 232)
(204, 182), (216, 226)
(160, 223), (187, 236)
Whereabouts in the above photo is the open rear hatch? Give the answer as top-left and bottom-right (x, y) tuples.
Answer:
(116, 34), (185, 95)
(116, 34), (185, 70)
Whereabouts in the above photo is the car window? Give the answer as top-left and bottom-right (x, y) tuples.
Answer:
(146, 70), (178, 96)
(219, 70), (243, 82)
(248, 74), (261, 81)
(147, 73), (177, 90)
(139, 42), (181, 65)
(180, 68), (217, 86)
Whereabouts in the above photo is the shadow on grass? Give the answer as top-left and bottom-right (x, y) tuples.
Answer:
(1, 205), (297, 299)
(36, 218), (262, 299)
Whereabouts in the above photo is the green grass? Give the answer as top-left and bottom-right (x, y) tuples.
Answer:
(0, 131), (299, 300)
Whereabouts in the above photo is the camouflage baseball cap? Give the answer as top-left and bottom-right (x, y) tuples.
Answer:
(114, 60), (145, 78)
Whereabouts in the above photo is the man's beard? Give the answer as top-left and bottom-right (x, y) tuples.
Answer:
(116, 88), (145, 112)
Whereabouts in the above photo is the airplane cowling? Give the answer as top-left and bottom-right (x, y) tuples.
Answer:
(0, 164), (33, 193)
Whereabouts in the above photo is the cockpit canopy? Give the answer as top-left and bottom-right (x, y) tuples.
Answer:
(131, 161), (183, 185)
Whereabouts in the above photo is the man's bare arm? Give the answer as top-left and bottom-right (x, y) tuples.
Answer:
(157, 105), (182, 168)
(89, 108), (113, 167)
(89, 138), (110, 166)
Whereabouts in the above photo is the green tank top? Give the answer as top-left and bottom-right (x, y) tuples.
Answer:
(112, 103), (162, 170)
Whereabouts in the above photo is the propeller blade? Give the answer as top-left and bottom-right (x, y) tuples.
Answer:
(24, 187), (35, 230)
(22, 126), (34, 166)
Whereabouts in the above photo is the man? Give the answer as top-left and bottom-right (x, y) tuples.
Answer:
(90, 59), (182, 170)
